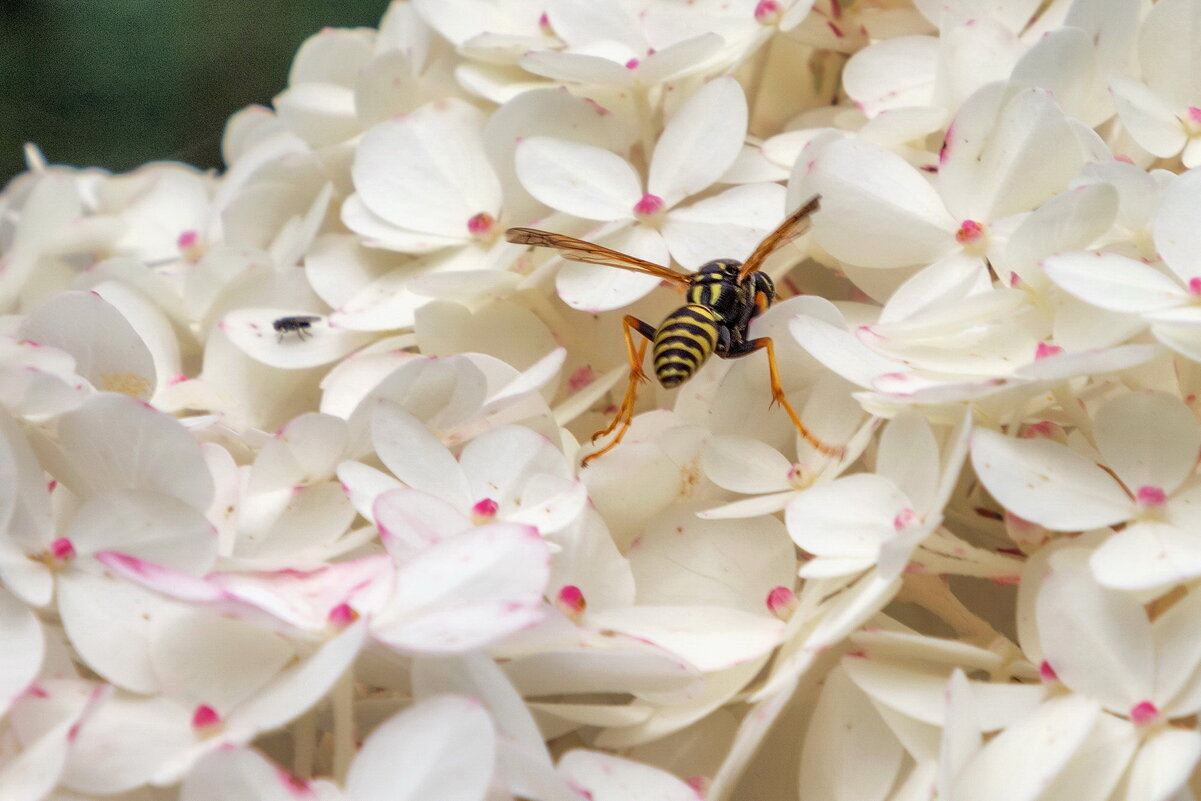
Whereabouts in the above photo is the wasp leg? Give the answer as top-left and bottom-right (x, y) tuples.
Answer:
(582, 316), (656, 468)
(742, 337), (844, 457)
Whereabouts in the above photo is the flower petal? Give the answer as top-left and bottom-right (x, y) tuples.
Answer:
(1094, 390), (1200, 493)
(649, 77), (746, 207)
(515, 137), (642, 222)
(970, 429), (1131, 530)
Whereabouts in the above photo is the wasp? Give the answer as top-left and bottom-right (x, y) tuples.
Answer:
(273, 315), (321, 342)
(506, 195), (840, 466)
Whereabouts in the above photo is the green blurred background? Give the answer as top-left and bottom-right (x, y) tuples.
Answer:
(0, 0), (385, 182)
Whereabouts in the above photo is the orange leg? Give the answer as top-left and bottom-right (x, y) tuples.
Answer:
(747, 337), (844, 457)
(582, 316), (655, 468)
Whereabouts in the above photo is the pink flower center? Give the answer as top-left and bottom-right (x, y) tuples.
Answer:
(556, 585), (587, 620)
(1039, 660), (1058, 681)
(49, 537), (76, 562)
(1130, 700), (1159, 726)
(1034, 342), (1063, 360)
(633, 193), (664, 220)
(1020, 421), (1060, 439)
(1189, 107), (1201, 124)
(766, 585), (797, 618)
(191, 704), (222, 730)
(471, 498), (499, 524)
(538, 11), (551, 31)
(893, 508), (918, 531)
(177, 230), (198, 249)
(467, 211), (496, 238)
(177, 229), (204, 262)
(624, 57), (640, 70)
(568, 365), (597, 392)
(685, 777), (710, 796)
(1189, 277), (1201, 296)
(1136, 485), (1167, 507)
(754, 0), (781, 22)
(955, 219), (985, 245)
(328, 603), (359, 627)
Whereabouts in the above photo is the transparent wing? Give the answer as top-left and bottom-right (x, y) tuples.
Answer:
(737, 195), (822, 282)
(506, 227), (690, 289)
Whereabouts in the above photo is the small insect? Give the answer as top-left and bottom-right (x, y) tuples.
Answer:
(506, 195), (840, 466)
(272, 315), (321, 343)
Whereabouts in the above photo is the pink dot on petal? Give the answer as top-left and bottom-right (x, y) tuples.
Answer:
(633, 193), (664, 218)
(754, 0), (781, 22)
(1189, 107), (1201, 124)
(893, 508), (918, 530)
(685, 776), (710, 796)
(1137, 485), (1167, 507)
(1039, 660), (1058, 681)
(1035, 342), (1063, 360)
(955, 219), (985, 244)
(1130, 700), (1159, 726)
(192, 704), (221, 730)
(467, 211), (496, 237)
(177, 230), (199, 249)
(1189, 277), (1201, 296)
(50, 537), (76, 562)
(328, 603), (359, 627)
(471, 498), (499, 524)
(556, 585), (587, 620)
(766, 585), (797, 619)
(624, 57), (640, 70)
(568, 365), (597, 392)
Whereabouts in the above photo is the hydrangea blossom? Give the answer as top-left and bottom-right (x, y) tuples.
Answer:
(9, 0), (1201, 799)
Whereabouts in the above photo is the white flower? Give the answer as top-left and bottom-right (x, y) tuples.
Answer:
(972, 390), (1201, 591)
(515, 77), (785, 310)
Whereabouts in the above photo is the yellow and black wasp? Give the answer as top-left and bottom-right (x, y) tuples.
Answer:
(506, 195), (841, 466)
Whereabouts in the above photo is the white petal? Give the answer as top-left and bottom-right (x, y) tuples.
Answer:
(547, 509), (636, 611)
(660, 182), (786, 269)
(340, 194), (466, 253)
(222, 308), (373, 369)
(557, 751), (699, 801)
(375, 524), (549, 654)
(585, 606), (784, 672)
(1154, 169), (1201, 285)
(554, 224), (667, 312)
(337, 460), (403, 523)
(701, 435), (792, 494)
(1090, 522), (1201, 592)
(224, 620), (367, 738)
(515, 137), (642, 222)
(0, 686), (103, 801)
(1150, 583), (1201, 715)
(935, 18), (1022, 113)
(1037, 548), (1154, 712)
(1095, 391), (1200, 493)
(180, 747), (313, 801)
(816, 140), (956, 268)
(1139, 0), (1201, 110)
(18, 290), (155, 400)
(949, 695), (1101, 801)
(634, 33), (724, 84)
(519, 50), (631, 85)
(629, 506), (795, 613)
(372, 399), (471, 506)
(0, 587), (42, 718)
(999, 183), (1119, 286)
(876, 411), (939, 515)
(1124, 728), (1201, 801)
(374, 487), (472, 560)
(970, 429), (1131, 530)
(844, 36), (937, 116)
(787, 474), (907, 560)
(1108, 75), (1186, 159)
(352, 100), (501, 236)
(1043, 250), (1187, 313)
(799, 666), (904, 801)
(65, 489), (216, 573)
(346, 695), (496, 801)
(150, 608), (295, 712)
(56, 393), (213, 509)
(1038, 714), (1138, 801)
(649, 77), (746, 207)
(947, 88), (1084, 222)
(57, 570), (167, 693)
(790, 314), (906, 390)
(1009, 27), (1110, 127)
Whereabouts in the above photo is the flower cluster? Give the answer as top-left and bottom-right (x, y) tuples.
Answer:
(4, 0), (1201, 798)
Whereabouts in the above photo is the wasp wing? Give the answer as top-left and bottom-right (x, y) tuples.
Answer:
(507, 227), (690, 289)
(736, 195), (822, 282)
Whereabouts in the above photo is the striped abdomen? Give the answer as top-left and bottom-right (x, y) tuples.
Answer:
(653, 304), (720, 388)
